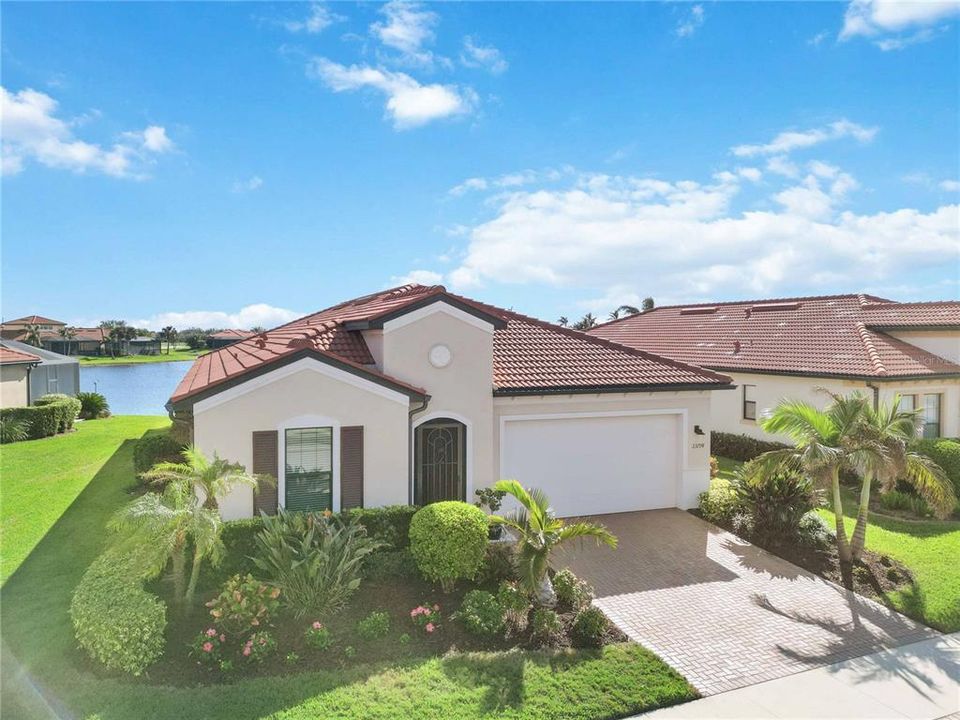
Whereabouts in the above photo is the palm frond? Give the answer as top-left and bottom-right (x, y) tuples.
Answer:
(557, 522), (618, 549)
(902, 452), (957, 519)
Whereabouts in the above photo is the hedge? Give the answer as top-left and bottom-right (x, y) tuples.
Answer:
(70, 551), (167, 676)
(341, 505), (419, 549)
(133, 429), (185, 474)
(711, 431), (789, 462)
(33, 394), (81, 432)
(0, 404), (61, 440)
(409, 502), (488, 591)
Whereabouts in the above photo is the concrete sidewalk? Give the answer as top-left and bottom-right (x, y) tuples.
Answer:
(639, 633), (959, 719)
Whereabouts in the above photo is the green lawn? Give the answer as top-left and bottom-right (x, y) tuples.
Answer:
(78, 348), (206, 365)
(0, 420), (695, 720)
(0, 416), (170, 583)
(817, 487), (960, 633)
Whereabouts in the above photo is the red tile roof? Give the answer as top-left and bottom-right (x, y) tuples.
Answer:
(171, 285), (730, 404)
(0, 345), (41, 365)
(589, 294), (960, 379)
(208, 329), (257, 340)
(0, 315), (65, 327)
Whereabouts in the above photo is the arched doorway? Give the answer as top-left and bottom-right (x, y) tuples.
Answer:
(414, 418), (467, 505)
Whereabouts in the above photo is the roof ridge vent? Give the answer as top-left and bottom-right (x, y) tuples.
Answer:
(679, 306), (718, 316)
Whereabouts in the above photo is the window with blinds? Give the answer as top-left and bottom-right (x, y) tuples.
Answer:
(284, 427), (333, 512)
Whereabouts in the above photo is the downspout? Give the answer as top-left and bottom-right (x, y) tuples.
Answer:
(865, 382), (880, 410)
(408, 395), (431, 505)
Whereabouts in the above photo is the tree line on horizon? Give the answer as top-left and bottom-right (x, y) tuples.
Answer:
(557, 297), (654, 331)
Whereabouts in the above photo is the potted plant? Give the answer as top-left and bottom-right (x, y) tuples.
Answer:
(475, 487), (507, 539)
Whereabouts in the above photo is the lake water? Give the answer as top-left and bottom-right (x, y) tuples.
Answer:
(80, 361), (193, 416)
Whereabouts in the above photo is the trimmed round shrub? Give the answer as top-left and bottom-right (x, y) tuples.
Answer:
(34, 394), (81, 432)
(553, 568), (593, 611)
(571, 607), (609, 648)
(409, 501), (488, 591)
(698, 478), (742, 525)
(77, 391), (110, 419)
(70, 552), (167, 676)
(531, 608), (563, 645)
(133, 429), (185, 474)
(457, 590), (503, 636)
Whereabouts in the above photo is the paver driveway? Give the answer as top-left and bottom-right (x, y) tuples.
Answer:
(558, 509), (938, 696)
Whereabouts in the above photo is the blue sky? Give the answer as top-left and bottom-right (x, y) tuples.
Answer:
(2, 1), (958, 330)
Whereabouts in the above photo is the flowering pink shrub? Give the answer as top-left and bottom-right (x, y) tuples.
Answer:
(189, 627), (227, 666)
(242, 630), (277, 663)
(409, 603), (442, 634)
(304, 620), (333, 650)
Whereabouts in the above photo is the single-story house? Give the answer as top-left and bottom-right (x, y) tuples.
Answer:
(128, 336), (162, 355)
(1, 339), (80, 398)
(0, 315), (66, 339)
(0, 345), (41, 408)
(168, 284), (733, 520)
(37, 327), (106, 356)
(589, 294), (960, 442)
(206, 329), (256, 349)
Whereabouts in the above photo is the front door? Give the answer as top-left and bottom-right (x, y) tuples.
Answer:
(284, 427), (333, 512)
(415, 419), (466, 505)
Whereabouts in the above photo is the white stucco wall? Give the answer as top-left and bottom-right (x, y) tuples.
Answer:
(377, 304), (497, 500)
(192, 360), (411, 520)
(494, 391), (715, 509)
(887, 330), (960, 366)
(0, 365), (30, 408)
(712, 370), (960, 443)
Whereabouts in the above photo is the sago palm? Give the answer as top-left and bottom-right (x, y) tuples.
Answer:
(489, 479), (617, 606)
(140, 444), (265, 510)
(849, 396), (955, 561)
(109, 479), (224, 608)
(757, 392), (872, 566)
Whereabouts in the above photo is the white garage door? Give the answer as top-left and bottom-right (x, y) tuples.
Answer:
(500, 413), (680, 517)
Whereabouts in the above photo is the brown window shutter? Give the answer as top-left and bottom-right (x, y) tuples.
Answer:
(252, 431), (279, 516)
(340, 426), (364, 509)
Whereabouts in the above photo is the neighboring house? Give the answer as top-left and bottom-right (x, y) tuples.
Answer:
(128, 336), (162, 355)
(168, 284), (733, 520)
(589, 294), (960, 442)
(206, 329), (256, 349)
(0, 345), (41, 408)
(42, 327), (107, 356)
(1, 339), (80, 399)
(0, 315), (66, 339)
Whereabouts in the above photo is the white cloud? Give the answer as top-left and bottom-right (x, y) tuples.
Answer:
(766, 155), (800, 178)
(309, 58), (476, 129)
(808, 30), (831, 46)
(902, 173), (960, 192)
(283, 3), (343, 34)
(232, 175), (264, 193)
(448, 167), (573, 196)
(391, 269), (444, 286)
(840, 0), (959, 49)
(460, 36), (508, 74)
(371, 1), (442, 67)
(441, 166), (959, 304)
(732, 119), (878, 157)
(676, 4), (705, 38)
(133, 304), (302, 332)
(941, 179), (960, 192)
(1, 86), (173, 178)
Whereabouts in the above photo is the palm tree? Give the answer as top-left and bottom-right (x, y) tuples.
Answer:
(489, 479), (617, 606)
(557, 316), (569, 327)
(609, 304), (640, 320)
(756, 393), (873, 567)
(160, 325), (177, 354)
(139, 445), (265, 511)
(848, 396), (955, 561)
(110, 479), (224, 608)
(250, 326), (266, 334)
(641, 297), (655, 312)
(58, 326), (77, 355)
(572, 313), (598, 330)
(22, 323), (42, 347)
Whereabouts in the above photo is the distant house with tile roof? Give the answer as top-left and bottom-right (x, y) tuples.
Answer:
(170, 284), (733, 521)
(589, 294), (960, 441)
(206, 329), (256, 349)
(0, 315), (66, 339)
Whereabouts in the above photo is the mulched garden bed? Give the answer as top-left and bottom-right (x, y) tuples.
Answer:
(691, 510), (916, 607)
(75, 559), (625, 686)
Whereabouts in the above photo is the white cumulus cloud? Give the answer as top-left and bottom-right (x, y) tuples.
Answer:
(840, 0), (959, 49)
(308, 58), (476, 129)
(732, 119), (878, 157)
(283, 2), (343, 34)
(460, 36), (508, 74)
(1, 86), (173, 178)
(371, 1), (442, 67)
(134, 304), (302, 332)
(391, 269), (444, 286)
